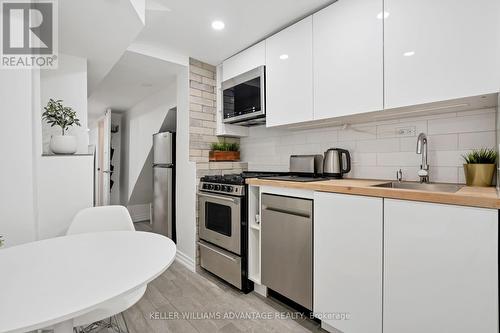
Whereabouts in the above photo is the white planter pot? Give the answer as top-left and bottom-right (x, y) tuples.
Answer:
(50, 135), (77, 154)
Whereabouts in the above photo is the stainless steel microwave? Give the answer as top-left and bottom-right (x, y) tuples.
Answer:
(222, 66), (265, 126)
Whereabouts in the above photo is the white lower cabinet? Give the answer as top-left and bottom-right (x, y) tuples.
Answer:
(314, 192), (383, 333)
(384, 199), (498, 333)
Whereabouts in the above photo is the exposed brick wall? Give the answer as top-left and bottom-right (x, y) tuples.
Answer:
(189, 58), (247, 265)
(188, 58), (247, 176)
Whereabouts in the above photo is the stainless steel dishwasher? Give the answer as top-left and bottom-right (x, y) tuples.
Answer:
(261, 193), (313, 310)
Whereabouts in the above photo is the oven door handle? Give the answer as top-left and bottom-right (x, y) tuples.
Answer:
(198, 241), (238, 262)
(198, 192), (240, 204)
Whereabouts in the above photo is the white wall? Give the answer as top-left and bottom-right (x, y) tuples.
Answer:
(241, 108), (497, 184)
(37, 156), (94, 238)
(174, 68), (197, 270)
(0, 70), (38, 247)
(41, 54), (89, 154)
(120, 83), (177, 207)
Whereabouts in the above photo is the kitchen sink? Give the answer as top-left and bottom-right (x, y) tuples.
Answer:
(372, 181), (464, 193)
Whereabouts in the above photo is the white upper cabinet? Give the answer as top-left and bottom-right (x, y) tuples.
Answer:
(313, 0), (383, 120)
(265, 16), (313, 127)
(384, 199), (498, 333)
(384, 0), (500, 109)
(222, 41), (265, 82)
(314, 192), (383, 333)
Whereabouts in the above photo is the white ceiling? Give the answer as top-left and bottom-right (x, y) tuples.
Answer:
(59, 0), (144, 95)
(137, 0), (336, 65)
(87, 0), (336, 118)
(87, 50), (181, 117)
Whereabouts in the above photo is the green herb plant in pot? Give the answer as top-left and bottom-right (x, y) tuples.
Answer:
(462, 148), (497, 187)
(42, 99), (81, 154)
(209, 141), (240, 161)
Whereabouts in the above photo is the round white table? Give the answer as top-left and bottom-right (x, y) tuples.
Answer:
(0, 231), (176, 333)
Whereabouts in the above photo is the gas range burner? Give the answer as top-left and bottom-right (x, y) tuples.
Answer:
(200, 174), (245, 185)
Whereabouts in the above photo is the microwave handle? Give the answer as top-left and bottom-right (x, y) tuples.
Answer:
(198, 192), (239, 204)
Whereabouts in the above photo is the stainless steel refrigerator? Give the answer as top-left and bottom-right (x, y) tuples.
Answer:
(152, 132), (176, 242)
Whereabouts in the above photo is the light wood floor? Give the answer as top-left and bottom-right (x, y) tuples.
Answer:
(128, 222), (325, 333)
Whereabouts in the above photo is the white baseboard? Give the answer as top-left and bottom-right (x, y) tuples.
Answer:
(175, 250), (196, 272)
(253, 283), (267, 297)
(127, 204), (150, 222)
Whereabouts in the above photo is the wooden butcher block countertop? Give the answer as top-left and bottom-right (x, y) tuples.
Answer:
(246, 178), (500, 209)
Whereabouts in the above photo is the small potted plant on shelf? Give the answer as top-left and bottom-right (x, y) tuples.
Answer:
(209, 141), (240, 162)
(462, 148), (497, 186)
(42, 99), (81, 154)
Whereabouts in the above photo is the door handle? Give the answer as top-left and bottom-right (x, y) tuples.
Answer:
(197, 192), (239, 204)
(102, 170), (112, 174)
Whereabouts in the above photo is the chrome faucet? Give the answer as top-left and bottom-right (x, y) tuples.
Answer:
(396, 169), (403, 182)
(416, 133), (429, 183)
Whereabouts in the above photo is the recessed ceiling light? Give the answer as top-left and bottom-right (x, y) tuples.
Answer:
(279, 54), (289, 60)
(141, 83), (153, 88)
(376, 11), (390, 19)
(403, 51), (415, 57)
(211, 20), (225, 31)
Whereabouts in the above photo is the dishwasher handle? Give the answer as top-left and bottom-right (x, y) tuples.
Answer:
(262, 205), (311, 219)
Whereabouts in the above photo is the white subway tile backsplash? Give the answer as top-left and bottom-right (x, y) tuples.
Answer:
(350, 166), (399, 180)
(427, 134), (459, 151)
(428, 150), (467, 167)
(458, 166), (466, 184)
(241, 109), (496, 184)
(458, 131), (496, 150)
(400, 134), (459, 152)
(357, 138), (399, 153)
(430, 167), (459, 184)
(377, 152), (421, 167)
(352, 153), (377, 166)
(428, 112), (496, 135)
(305, 130), (338, 144)
(339, 125), (376, 141)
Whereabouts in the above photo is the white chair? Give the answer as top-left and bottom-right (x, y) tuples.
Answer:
(66, 206), (147, 333)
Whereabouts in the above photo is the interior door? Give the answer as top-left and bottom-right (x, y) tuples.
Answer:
(96, 109), (111, 206)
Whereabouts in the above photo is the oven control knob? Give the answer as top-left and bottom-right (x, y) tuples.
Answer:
(227, 186), (233, 192)
(221, 185), (227, 191)
(202, 184), (208, 189)
(208, 184), (214, 190)
(215, 185), (221, 191)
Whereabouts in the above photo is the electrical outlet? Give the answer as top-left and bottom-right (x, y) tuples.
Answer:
(396, 126), (416, 137)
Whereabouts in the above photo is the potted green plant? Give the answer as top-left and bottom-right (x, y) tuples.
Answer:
(209, 141), (240, 161)
(42, 99), (81, 154)
(462, 148), (497, 186)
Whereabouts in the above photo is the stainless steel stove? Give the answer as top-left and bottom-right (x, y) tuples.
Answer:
(197, 172), (284, 293)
